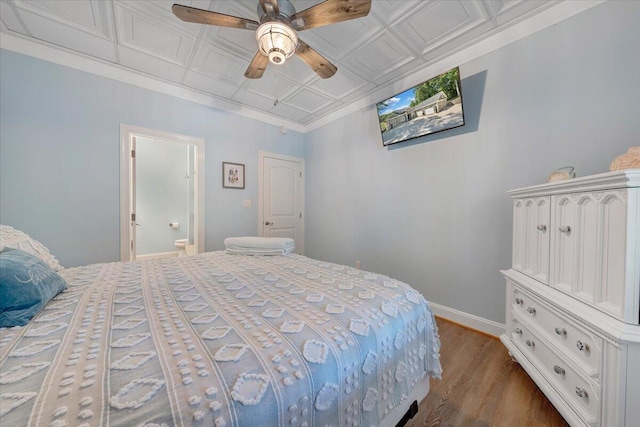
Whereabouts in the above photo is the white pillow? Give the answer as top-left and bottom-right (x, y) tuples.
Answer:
(0, 225), (63, 271)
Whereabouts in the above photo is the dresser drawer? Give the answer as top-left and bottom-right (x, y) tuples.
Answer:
(512, 286), (603, 379)
(510, 318), (599, 426)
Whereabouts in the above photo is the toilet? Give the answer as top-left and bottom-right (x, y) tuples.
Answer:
(175, 238), (188, 257)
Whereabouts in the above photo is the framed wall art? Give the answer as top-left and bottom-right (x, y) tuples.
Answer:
(222, 162), (245, 189)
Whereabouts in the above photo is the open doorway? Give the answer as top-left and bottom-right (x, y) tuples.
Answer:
(120, 125), (205, 261)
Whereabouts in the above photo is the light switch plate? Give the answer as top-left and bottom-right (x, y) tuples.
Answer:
(243, 200), (252, 208)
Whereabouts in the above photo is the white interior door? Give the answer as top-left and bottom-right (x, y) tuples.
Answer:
(130, 136), (138, 258)
(259, 152), (304, 254)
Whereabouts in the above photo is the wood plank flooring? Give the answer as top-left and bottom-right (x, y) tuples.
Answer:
(406, 318), (569, 427)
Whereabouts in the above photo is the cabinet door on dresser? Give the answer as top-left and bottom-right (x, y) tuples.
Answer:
(550, 189), (637, 323)
(504, 171), (640, 427)
(513, 197), (551, 283)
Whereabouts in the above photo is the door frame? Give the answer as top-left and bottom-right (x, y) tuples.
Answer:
(120, 124), (205, 261)
(258, 151), (305, 254)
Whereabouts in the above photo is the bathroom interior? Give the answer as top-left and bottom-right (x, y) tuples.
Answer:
(135, 136), (196, 259)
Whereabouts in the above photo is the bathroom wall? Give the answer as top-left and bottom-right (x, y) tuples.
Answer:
(135, 136), (191, 256)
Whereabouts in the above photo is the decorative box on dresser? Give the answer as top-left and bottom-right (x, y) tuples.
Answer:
(500, 170), (640, 427)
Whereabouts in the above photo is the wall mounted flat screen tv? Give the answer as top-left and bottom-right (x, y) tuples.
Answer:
(377, 66), (464, 146)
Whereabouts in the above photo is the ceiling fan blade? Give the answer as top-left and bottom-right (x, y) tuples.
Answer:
(244, 51), (270, 79)
(172, 4), (259, 30)
(259, 0), (280, 20)
(296, 39), (337, 79)
(290, 0), (371, 31)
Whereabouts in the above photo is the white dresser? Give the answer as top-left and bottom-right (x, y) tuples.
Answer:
(500, 170), (640, 427)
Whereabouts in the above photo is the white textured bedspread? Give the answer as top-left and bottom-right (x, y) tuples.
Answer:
(0, 251), (440, 427)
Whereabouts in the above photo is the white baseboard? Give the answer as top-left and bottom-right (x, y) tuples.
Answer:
(428, 302), (505, 338)
(135, 251), (180, 261)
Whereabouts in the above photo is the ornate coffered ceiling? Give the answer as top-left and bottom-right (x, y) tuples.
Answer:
(0, 1), (600, 131)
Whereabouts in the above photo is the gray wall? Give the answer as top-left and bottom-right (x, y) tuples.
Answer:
(0, 50), (305, 267)
(304, 0), (640, 323)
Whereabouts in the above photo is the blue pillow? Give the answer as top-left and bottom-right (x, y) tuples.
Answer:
(0, 247), (67, 327)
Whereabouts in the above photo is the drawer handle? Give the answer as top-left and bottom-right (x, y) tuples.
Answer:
(536, 224), (547, 232)
(526, 307), (536, 315)
(576, 340), (590, 352)
(514, 328), (523, 336)
(559, 225), (571, 233)
(526, 339), (535, 348)
(575, 387), (589, 399)
(555, 327), (567, 336)
(553, 365), (566, 375)
(515, 298), (524, 306)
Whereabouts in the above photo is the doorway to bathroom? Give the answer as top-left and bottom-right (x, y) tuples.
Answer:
(119, 125), (205, 261)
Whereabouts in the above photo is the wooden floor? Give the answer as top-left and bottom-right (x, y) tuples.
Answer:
(406, 318), (569, 427)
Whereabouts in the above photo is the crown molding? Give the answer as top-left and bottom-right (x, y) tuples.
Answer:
(0, 32), (306, 133)
(507, 169), (640, 197)
(0, 0), (604, 135)
(303, 0), (606, 132)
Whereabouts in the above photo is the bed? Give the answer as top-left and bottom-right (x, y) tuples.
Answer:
(0, 230), (441, 427)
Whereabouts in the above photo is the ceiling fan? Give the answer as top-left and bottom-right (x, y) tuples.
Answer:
(172, 0), (372, 79)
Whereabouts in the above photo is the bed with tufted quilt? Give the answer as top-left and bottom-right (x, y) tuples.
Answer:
(0, 248), (441, 426)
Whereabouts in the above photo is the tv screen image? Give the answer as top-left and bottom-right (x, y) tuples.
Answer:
(377, 66), (464, 146)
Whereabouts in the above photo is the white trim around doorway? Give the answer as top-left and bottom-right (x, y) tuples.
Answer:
(119, 124), (205, 261)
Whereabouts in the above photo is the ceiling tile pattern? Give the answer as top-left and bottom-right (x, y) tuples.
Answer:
(1, 0), (560, 126)
(394, 0), (488, 56)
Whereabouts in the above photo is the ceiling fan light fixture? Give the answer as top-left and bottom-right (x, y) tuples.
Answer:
(256, 22), (298, 65)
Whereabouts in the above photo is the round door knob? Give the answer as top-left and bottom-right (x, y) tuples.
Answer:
(265, 221), (273, 226)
